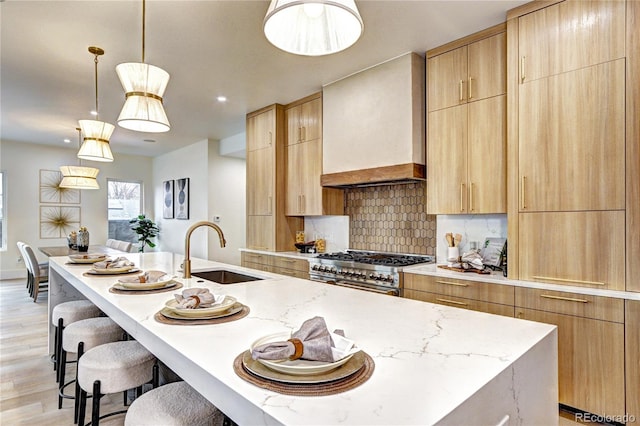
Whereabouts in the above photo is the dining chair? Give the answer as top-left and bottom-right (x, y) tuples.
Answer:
(116, 241), (133, 252)
(22, 243), (49, 302)
(16, 242), (32, 292)
(105, 239), (118, 249)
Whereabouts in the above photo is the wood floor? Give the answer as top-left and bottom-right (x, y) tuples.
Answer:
(0, 279), (126, 425)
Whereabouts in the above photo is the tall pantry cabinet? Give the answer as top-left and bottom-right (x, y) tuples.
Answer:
(506, 0), (638, 292)
(246, 104), (303, 251)
(426, 25), (507, 215)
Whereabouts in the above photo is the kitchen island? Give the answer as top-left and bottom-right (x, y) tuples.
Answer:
(49, 252), (557, 425)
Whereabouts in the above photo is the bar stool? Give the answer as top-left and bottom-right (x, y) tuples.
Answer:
(77, 340), (158, 426)
(124, 381), (222, 426)
(57, 317), (124, 413)
(52, 300), (102, 378)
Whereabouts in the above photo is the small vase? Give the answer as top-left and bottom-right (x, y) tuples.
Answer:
(77, 227), (89, 252)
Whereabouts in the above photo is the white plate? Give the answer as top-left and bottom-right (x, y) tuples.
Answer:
(89, 266), (136, 274)
(159, 302), (244, 320)
(250, 332), (354, 376)
(112, 281), (178, 292)
(164, 295), (237, 318)
(68, 254), (107, 264)
(118, 273), (174, 289)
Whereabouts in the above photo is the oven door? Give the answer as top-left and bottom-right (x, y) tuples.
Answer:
(310, 277), (399, 296)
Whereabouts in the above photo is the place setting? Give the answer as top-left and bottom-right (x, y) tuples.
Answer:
(109, 270), (183, 295)
(66, 253), (108, 265)
(83, 256), (141, 277)
(234, 316), (375, 396)
(154, 287), (250, 325)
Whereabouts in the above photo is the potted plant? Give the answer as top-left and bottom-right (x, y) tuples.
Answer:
(129, 214), (159, 252)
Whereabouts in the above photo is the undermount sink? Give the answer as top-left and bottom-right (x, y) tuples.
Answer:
(191, 269), (263, 284)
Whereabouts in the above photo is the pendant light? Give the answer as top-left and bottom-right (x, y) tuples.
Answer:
(77, 46), (115, 162)
(116, 0), (170, 133)
(60, 128), (100, 190)
(263, 0), (364, 56)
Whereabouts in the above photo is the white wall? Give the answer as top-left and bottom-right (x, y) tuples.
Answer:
(436, 214), (507, 263)
(0, 140), (153, 278)
(152, 138), (246, 266)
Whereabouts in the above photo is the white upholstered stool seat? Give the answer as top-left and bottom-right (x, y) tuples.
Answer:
(52, 300), (102, 382)
(77, 340), (158, 426)
(124, 381), (222, 426)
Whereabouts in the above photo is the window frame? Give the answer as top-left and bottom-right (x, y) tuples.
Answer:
(107, 178), (143, 243)
(0, 171), (5, 251)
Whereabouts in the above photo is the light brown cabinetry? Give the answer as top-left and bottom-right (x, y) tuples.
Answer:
(427, 28), (507, 215)
(515, 287), (625, 418)
(626, 301), (640, 423)
(404, 273), (515, 317)
(285, 94), (343, 217)
(506, 0), (637, 293)
(246, 104), (303, 251)
(241, 252), (309, 279)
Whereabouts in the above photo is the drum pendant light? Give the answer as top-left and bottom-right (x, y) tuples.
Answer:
(77, 46), (115, 162)
(263, 0), (364, 56)
(60, 128), (100, 190)
(116, 0), (170, 133)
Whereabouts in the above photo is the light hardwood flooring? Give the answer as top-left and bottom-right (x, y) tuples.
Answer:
(0, 279), (125, 425)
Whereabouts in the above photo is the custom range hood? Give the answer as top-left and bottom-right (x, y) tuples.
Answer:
(321, 52), (425, 187)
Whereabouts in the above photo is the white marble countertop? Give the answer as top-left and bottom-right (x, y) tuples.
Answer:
(50, 252), (557, 425)
(404, 263), (640, 301)
(240, 248), (318, 260)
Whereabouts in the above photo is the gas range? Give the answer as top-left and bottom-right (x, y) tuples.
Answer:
(308, 250), (435, 296)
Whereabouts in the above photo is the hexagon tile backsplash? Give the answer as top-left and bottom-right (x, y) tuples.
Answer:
(345, 182), (436, 255)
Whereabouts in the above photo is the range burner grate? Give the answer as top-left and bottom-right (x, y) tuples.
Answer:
(317, 250), (433, 267)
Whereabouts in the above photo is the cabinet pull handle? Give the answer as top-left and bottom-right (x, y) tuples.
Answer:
(298, 127), (302, 142)
(521, 176), (527, 210)
(468, 77), (473, 99)
(436, 298), (468, 306)
(540, 294), (589, 304)
(268, 196), (273, 214)
(459, 80), (464, 101)
(469, 182), (474, 212)
(301, 195), (305, 213)
(302, 126), (306, 141)
(520, 56), (526, 83)
(268, 131), (273, 146)
(436, 280), (469, 287)
(532, 276), (605, 286)
(460, 183), (465, 212)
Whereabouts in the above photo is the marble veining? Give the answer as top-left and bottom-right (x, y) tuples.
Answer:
(49, 251), (557, 425)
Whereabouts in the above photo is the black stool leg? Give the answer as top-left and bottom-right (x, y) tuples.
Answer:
(57, 347), (67, 409)
(73, 341), (85, 424)
(152, 361), (159, 388)
(55, 318), (64, 381)
(91, 380), (102, 426)
(77, 387), (87, 426)
(53, 324), (59, 373)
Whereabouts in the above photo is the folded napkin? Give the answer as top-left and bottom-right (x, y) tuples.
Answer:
(251, 316), (357, 363)
(173, 288), (225, 309)
(120, 270), (168, 284)
(460, 250), (485, 270)
(93, 256), (135, 269)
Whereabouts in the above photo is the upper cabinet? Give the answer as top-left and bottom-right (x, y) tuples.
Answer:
(285, 93), (344, 216)
(428, 31), (506, 112)
(427, 27), (507, 214)
(518, 0), (625, 84)
(247, 107), (275, 152)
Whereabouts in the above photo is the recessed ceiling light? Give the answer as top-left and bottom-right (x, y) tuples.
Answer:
(143, 139), (156, 143)
(90, 110), (98, 116)
(216, 96), (227, 102)
(63, 138), (71, 144)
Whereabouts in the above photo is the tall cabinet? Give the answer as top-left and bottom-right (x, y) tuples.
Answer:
(246, 104), (303, 251)
(427, 26), (507, 214)
(285, 93), (343, 217)
(506, 0), (634, 292)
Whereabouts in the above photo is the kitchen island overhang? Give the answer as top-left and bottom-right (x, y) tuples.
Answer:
(48, 251), (558, 425)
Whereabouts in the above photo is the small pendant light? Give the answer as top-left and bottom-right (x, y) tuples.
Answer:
(264, 0), (364, 56)
(116, 0), (170, 133)
(60, 128), (100, 190)
(78, 46), (115, 162)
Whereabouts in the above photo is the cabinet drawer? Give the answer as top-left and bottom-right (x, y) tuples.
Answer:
(272, 256), (309, 272)
(404, 273), (514, 305)
(405, 290), (514, 317)
(241, 261), (274, 274)
(241, 252), (274, 267)
(273, 267), (309, 280)
(515, 287), (623, 323)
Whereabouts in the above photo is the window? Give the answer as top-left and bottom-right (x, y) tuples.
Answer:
(0, 171), (5, 250)
(107, 179), (142, 243)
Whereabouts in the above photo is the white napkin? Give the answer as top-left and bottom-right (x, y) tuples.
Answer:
(119, 270), (169, 284)
(330, 331), (360, 362)
(174, 288), (225, 309)
(94, 256), (134, 269)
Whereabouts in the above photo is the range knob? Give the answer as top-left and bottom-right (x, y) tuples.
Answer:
(330, 267), (337, 274)
(386, 275), (394, 282)
(311, 264), (319, 271)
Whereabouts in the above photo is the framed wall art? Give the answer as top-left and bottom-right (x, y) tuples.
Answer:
(40, 169), (80, 204)
(175, 178), (190, 220)
(162, 180), (174, 219)
(40, 205), (81, 238)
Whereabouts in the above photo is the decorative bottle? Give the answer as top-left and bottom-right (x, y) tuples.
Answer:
(77, 227), (89, 252)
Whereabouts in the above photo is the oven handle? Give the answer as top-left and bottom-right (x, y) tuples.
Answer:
(329, 279), (399, 296)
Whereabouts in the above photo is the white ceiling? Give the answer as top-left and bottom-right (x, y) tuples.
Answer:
(0, 0), (527, 158)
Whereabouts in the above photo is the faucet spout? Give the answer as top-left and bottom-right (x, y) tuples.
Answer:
(183, 221), (227, 278)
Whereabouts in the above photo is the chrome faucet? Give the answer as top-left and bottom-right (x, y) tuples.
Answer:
(183, 221), (227, 278)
